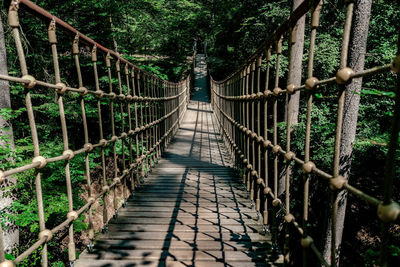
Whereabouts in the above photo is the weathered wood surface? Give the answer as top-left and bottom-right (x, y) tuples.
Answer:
(76, 54), (273, 266)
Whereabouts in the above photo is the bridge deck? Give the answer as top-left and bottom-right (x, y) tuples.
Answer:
(76, 55), (273, 266)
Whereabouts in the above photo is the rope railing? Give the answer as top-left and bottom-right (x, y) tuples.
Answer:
(0, 0), (190, 266)
(211, 0), (399, 266)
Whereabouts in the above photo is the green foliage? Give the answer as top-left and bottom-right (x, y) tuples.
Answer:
(5, 253), (15, 260)
(361, 245), (400, 267)
(1, 145), (91, 264)
(138, 64), (168, 80)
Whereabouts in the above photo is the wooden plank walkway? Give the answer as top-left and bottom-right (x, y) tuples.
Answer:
(76, 54), (273, 267)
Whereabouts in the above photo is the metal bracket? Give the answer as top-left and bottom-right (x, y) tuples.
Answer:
(87, 240), (94, 253)
(271, 243), (280, 255)
(263, 225), (270, 235)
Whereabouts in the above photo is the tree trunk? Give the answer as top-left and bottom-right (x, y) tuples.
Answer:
(286, 0), (305, 126)
(322, 0), (372, 265)
(0, 14), (18, 252)
(278, 0), (305, 196)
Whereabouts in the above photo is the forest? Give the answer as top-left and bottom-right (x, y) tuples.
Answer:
(0, 0), (399, 266)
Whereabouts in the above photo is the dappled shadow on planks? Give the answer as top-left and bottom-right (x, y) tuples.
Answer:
(76, 68), (273, 267)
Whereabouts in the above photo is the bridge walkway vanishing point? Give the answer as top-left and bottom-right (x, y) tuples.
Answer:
(76, 54), (274, 266)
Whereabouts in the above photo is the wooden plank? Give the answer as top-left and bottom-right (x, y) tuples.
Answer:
(137, 185), (246, 191)
(75, 259), (270, 267)
(121, 206), (255, 213)
(139, 184), (245, 190)
(97, 232), (269, 242)
(134, 189), (248, 195)
(91, 239), (269, 251)
(115, 211), (258, 220)
(107, 217), (261, 226)
(106, 224), (263, 234)
(127, 200), (250, 209)
(79, 249), (269, 262)
(128, 197), (252, 205)
(140, 183), (244, 189)
(131, 193), (249, 200)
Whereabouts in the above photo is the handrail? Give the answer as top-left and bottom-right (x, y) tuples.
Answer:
(0, 0), (190, 266)
(210, 1), (399, 267)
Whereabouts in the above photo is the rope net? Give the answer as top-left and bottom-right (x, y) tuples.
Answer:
(211, 1), (399, 266)
(0, 0), (190, 265)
